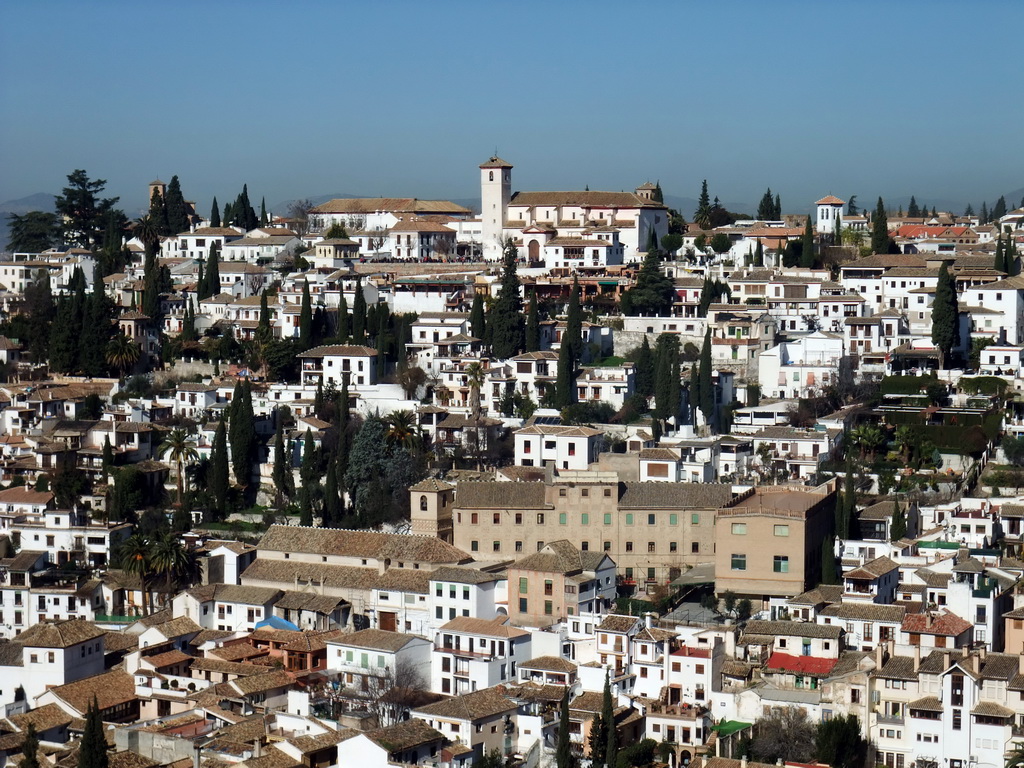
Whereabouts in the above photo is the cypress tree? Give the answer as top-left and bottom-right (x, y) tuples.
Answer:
(565, 276), (583, 362)
(336, 293), (349, 342)
(774, 193), (781, 219)
(800, 214), (815, 268)
(653, 333), (681, 427)
(907, 196), (920, 218)
(981, 201), (989, 224)
(525, 290), (540, 352)
(352, 278), (367, 344)
(79, 699), (108, 768)
(375, 308), (389, 380)
(22, 723), (39, 768)
(299, 280), (313, 350)
(554, 335), (575, 409)
(993, 196), (1007, 222)
(150, 187), (169, 236)
(753, 239), (764, 267)
(223, 200), (234, 226)
(964, 203), (974, 218)
(821, 533), (839, 585)
(756, 188), (774, 221)
(210, 196), (221, 227)
(602, 673), (617, 768)
(102, 435), (114, 482)
(689, 362), (699, 426)
(871, 197), (889, 254)
(698, 328), (714, 430)
(470, 293), (486, 341)
(209, 419), (229, 517)
(995, 236), (1005, 273)
(931, 262), (959, 369)
(634, 336), (655, 398)
(556, 688), (575, 768)
(842, 459), (857, 539)
(890, 502), (907, 541)
(490, 240), (526, 359)
(260, 197), (268, 227)
(228, 381), (256, 487)
(694, 180), (712, 230)
(257, 290), (272, 344)
(588, 713), (606, 768)
(271, 414), (293, 507)
(1008, 234), (1019, 276)
(322, 455), (341, 527)
(165, 176), (190, 235)
(298, 428), (317, 526)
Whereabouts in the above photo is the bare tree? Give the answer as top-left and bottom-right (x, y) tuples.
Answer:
(363, 659), (428, 728)
(287, 199), (315, 236)
(751, 707), (816, 764)
(369, 228), (387, 259)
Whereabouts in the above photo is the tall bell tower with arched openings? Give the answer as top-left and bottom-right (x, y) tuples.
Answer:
(409, 478), (456, 543)
(479, 156), (512, 260)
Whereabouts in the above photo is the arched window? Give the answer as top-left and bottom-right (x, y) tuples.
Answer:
(419, 495), (428, 511)
(489, 171), (494, 181)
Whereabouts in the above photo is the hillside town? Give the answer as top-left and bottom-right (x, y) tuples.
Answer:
(2, 158), (1024, 768)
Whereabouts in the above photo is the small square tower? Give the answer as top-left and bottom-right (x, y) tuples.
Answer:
(479, 156), (513, 260)
(409, 478), (456, 543)
(815, 195), (845, 235)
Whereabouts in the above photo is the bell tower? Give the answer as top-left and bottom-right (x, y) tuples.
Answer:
(409, 478), (456, 543)
(479, 156), (512, 260)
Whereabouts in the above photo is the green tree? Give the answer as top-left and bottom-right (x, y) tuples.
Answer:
(352, 278), (367, 343)
(653, 333), (681, 427)
(621, 246), (673, 316)
(298, 429), (318, 526)
(21, 723), (39, 768)
(323, 221), (348, 239)
(753, 239), (764, 267)
(228, 380), (256, 487)
(105, 332), (140, 378)
(56, 170), (120, 249)
(697, 328), (714, 429)
(271, 414), (294, 506)
(78, 698), (109, 768)
(801, 215), (815, 267)
(151, 532), (202, 599)
(150, 187), (169, 236)
(751, 702), (816, 764)
(756, 187), (776, 220)
(159, 428), (198, 509)
(588, 713), (606, 768)
(993, 195), (1008, 222)
(164, 176), (190, 235)
(602, 673), (617, 768)
(693, 180), (712, 230)
(525, 290), (540, 352)
(554, 335), (576, 409)
(821, 533), (839, 585)
(209, 419), (230, 518)
(871, 197), (889, 254)
(119, 534), (153, 616)
(6, 211), (59, 253)
(299, 280), (313, 350)
(490, 239), (526, 359)
(634, 336), (655, 398)
(815, 714), (867, 768)
(565, 276), (583, 361)
(931, 262), (959, 369)
(210, 196), (221, 227)
(709, 232), (732, 255)
(260, 197), (268, 226)
(907, 195), (920, 218)
(890, 502), (907, 541)
(470, 292), (486, 341)
(556, 689), (575, 768)
(201, 242), (221, 300)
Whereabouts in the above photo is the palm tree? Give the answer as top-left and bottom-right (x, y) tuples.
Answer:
(119, 534), (152, 616)
(464, 362), (486, 469)
(106, 332), (140, 378)
(1007, 742), (1024, 768)
(386, 410), (419, 452)
(133, 215), (160, 255)
(894, 426), (916, 465)
(160, 428), (199, 508)
(849, 424), (886, 461)
(150, 533), (202, 606)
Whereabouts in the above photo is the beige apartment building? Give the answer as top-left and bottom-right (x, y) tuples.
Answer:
(422, 471), (737, 589)
(713, 481), (836, 603)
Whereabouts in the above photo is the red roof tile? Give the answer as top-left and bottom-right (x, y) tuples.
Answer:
(765, 652), (837, 676)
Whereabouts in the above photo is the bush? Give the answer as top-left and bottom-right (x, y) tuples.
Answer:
(959, 376), (1010, 395)
(880, 374), (938, 395)
(617, 738), (657, 768)
(1004, 436), (1024, 467)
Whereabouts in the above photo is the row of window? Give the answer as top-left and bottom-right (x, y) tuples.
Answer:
(470, 539), (696, 554)
(731, 523), (789, 536)
(465, 511), (701, 526)
(730, 554), (789, 572)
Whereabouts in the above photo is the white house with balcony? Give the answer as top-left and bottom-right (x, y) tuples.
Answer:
(327, 628), (432, 693)
(296, 344), (378, 387)
(431, 616), (530, 696)
(758, 331), (845, 399)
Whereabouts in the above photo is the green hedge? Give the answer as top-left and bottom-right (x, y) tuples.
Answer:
(880, 374), (939, 395)
(958, 376), (1010, 395)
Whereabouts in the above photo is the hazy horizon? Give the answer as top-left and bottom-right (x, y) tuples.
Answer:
(2, 0), (1022, 217)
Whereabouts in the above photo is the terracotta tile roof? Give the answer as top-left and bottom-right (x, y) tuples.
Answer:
(819, 602), (906, 623)
(787, 584), (843, 606)
(330, 628), (420, 653)
(512, 540), (607, 575)
(46, 669), (136, 715)
(241, 559), (379, 590)
(296, 344), (377, 359)
(510, 190), (665, 210)
(273, 591), (347, 614)
(454, 481), (548, 510)
(516, 424), (602, 437)
(618, 482), (735, 509)
(366, 718), (443, 752)
(815, 196), (845, 206)
(229, 669), (295, 696)
(439, 616), (528, 639)
(901, 611), (971, 637)
(142, 649), (192, 668)
(743, 620), (842, 640)
(189, 657), (268, 677)
(908, 696), (943, 712)
(845, 555), (900, 580)
(17, 619), (105, 648)
(414, 685), (516, 721)
(0, 487), (54, 506)
(257, 524), (470, 563)
(519, 655), (577, 673)
(429, 566), (501, 585)
(312, 198), (471, 215)
(479, 156), (513, 169)
(8, 702), (73, 732)
(765, 652), (837, 676)
(596, 615), (641, 633)
(374, 568), (432, 594)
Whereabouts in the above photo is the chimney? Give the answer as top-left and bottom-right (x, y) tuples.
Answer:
(644, 612), (654, 629)
(544, 461), (555, 485)
(913, 644), (921, 673)
(979, 646), (987, 662)
(1018, 653), (1024, 676)
(193, 744), (201, 768)
(925, 613), (933, 629)
(942, 651), (950, 670)
(874, 643), (884, 669)
(741, 757), (748, 768)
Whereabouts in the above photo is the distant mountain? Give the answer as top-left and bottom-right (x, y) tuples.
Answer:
(0, 192), (56, 251)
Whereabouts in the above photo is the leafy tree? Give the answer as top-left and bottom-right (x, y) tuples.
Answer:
(722, 589), (737, 616)
(871, 197), (889, 255)
(490, 239), (525, 359)
(56, 170), (120, 249)
(210, 196), (221, 227)
(323, 221), (348, 239)
(756, 187), (777, 220)
(344, 416), (424, 527)
(661, 233), (682, 254)
(621, 246), (673, 316)
(931, 263), (959, 369)
(846, 195), (858, 216)
(709, 232), (732, 255)
(693, 180), (712, 230)
(6, 211), (59, 253)
(474, 750), (505, 768)
(160, 428), (198, 509)
(815, 714), (867, 768)
(736, 598), (752, 621)
(752, 706), (816, 764)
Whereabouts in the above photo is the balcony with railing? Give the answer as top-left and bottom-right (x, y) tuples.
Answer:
(875, 712), (905, 726)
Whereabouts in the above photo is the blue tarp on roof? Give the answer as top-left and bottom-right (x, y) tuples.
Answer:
(255, 615), (299, 631)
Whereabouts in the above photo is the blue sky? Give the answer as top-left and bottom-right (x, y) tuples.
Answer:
(1, 0), (1021, 215)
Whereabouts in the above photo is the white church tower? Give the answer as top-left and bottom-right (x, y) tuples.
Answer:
(815, 195), (845, 235)
(480, 156), (513, 260)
